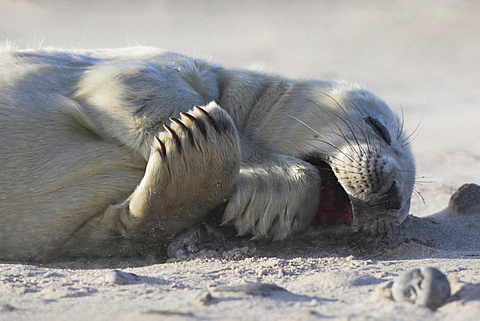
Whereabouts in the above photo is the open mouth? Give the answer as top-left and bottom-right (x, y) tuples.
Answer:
(305, 157), (353, 226)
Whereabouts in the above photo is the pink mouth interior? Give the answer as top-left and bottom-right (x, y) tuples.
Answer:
(307, 158), (353, 226)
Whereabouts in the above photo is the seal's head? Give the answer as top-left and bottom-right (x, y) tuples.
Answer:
(297, 83), (415, 239)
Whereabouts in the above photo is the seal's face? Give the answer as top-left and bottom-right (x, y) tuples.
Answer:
(300, 88), (415, 236)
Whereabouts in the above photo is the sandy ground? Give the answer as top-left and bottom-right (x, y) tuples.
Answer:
(1, 0), (480, 320)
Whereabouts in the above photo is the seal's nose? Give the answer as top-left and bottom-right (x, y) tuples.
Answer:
(382, 182), (403, 210)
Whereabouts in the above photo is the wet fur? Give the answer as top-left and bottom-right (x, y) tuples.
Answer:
(0, 47), (415, 261)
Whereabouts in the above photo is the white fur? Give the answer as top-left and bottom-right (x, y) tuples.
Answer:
(0, 47), (415, 260)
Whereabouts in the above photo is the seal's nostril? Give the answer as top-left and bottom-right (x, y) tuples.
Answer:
(385, 198), (402, 210)
(383, 182), (402, 210)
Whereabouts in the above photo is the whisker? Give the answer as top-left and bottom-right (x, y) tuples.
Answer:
(413, 177), (435, 184)
(402, 114), (423, 147)
(302, 143), (364, 172)
(396, 169), (417, 174)
(308, 108), (360, 159)
(327, 161), (365, 173)
(412, 188), (425, 205)
(316, 94), (367, 156)
(299, 139), (367, 175)
(362, 116), (375, 154)
(306, 98), (365, 159)
(396, 97), (406, 140)
(348, 100), (376, 153)
(290, 116), (360, 165)
(316, 94), (362, 145)
(402, 132), (421, 148)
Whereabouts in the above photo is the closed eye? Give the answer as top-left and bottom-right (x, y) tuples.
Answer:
(365, 117), (391, 145)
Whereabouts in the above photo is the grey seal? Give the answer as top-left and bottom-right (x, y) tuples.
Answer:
(0, 47), (415, 260)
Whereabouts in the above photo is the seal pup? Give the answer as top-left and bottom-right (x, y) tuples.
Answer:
(0, 47), (415, 261)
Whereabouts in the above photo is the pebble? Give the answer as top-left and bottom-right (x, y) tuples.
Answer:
(222, 246), (256, 260)
(0, 304), (15, 311)
(105, 270), (140, 285)
(213, 283), (287, 296)
(141, 309), (194, 317)
(195, 291), (215, 306)
(448, 183), (480, 214)
(391, 267), (450, 310)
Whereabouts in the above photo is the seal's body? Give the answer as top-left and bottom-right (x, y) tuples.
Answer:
(0, 48), (415, 261)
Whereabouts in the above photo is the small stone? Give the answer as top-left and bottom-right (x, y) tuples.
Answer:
(195, 291), (215, 305)
(301, 310), (323, 318)
(222, 246), (256, 260)
(142, 310), (194, 317)
(0, 304), (15, 311)
(277, 269), (285, 278)
(392, 267), (450, 310)
(448, 183), (480, 214)
(105, 270), (140, 285)
(167, 223), (235, 259)
(213, 283), (287, 296)
(257, 268), (268, 276)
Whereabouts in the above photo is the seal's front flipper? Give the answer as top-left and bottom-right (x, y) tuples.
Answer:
(63, 102), (241, 257)
(126, 102), (241, 239)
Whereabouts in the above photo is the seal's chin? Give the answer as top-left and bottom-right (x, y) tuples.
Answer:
(306, 157), (353, 226)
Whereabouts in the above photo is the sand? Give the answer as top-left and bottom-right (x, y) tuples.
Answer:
(1, 0), (480, 320)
